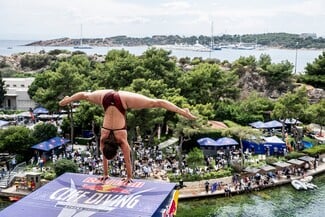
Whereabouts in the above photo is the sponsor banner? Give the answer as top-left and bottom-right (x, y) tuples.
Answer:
(1, 173), (176, 217)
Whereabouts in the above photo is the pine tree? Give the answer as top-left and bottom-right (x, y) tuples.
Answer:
(0, 72), (6, 107)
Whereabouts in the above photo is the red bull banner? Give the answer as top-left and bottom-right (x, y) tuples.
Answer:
(0, 173), (176, 217)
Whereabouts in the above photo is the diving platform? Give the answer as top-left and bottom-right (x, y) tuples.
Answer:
(0, 173), (178, 217)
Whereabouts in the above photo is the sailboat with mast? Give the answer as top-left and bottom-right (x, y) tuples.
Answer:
(74, 24), (92, 49)
(210, 21), (221, 50)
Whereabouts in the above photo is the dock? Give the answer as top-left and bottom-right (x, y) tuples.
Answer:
(178, 161), (325, 200)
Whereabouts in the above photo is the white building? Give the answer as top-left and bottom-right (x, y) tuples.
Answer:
(2, 77), (36, 111)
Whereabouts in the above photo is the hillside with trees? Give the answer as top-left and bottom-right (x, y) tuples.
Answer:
(26, 33), (325, 49)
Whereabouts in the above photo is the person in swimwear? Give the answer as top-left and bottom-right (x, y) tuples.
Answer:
(59, 90), (197, 183)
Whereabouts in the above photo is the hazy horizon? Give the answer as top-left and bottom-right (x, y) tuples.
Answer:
(1, 0), (324, 40)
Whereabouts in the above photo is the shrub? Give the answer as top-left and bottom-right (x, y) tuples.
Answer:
(285, 151), (306, 160)
(265, 156), (278, 164)
(230, 161), (244, 173)
(44, 171), (56, 180)
(20, 54), (50, 70)
(168, 168), (233, 182)
(54, 159), (78, 177)
(302, 144), (325, 156)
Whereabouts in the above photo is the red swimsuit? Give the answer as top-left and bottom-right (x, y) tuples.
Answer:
(102, 91), (127, 131)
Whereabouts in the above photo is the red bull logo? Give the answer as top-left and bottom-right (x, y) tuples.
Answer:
(82, 177), (145, 188)
(82, 184), (131, 194)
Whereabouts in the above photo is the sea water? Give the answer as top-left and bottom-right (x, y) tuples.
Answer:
(0, 40), (324, 73)
(177, 173), (325, 217)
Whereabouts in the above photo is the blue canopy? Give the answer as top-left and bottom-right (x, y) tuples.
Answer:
(215, 137), (239, 146)
(33, 107), (49, 114)
(198, 137), (239, 147)
(31, 141), (57, 152)
(249, 121), (265, 129)
(31, 137), (70, 152)
(263, 136), (285, 144)
(249, 120), (283, 129)
(47, 136), (70, 146)
(264, 120), (283, 128)
(197, 137), (219, 147)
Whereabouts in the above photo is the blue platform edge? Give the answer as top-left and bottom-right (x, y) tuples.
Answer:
(0, 173), (177, 217)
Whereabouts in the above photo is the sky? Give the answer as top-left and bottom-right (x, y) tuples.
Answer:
(1, 0), (324, 40)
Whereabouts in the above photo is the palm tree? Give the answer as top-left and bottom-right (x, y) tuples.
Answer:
(221, 126), (262, 167)
(272, 86), (309, 142)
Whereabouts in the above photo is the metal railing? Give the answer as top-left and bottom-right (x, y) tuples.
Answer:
(7, 162), (27, 187)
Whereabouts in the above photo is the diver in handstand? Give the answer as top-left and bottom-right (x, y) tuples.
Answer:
(59, 89), (197, 183)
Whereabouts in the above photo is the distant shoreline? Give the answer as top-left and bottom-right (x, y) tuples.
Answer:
(18, 33), (325, 50)
(19, 43), (325, 52)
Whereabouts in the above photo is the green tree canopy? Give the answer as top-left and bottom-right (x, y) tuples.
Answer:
(98, 49), (140, 89)
(32, 122), (58, 143)
(186, 147), (205, 169)
(272, 86), (309, 121)
(299, 51), (325, 89)
(272, 86), (309, 141)
(305, 99), (325, 135)
(0, 126), (35, 161)
(28, 59), (90, 112)
(257, 54), (272, 70)
(178, 63), (239, 105)
(263, 60), (294, 86)
(230, 92), (274, 125)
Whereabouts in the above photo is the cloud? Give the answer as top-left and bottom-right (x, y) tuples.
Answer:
(0, 0), (324, 39)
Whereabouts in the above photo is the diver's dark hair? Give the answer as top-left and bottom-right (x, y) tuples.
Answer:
(103, 140), (119, 160)
(102, 131), (119, 160)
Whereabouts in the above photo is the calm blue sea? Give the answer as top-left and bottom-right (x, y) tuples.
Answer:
(177, 173), (325, 217)
(0, 40), (324, 73)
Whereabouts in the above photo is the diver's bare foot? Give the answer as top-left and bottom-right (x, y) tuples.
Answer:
(98, 176), (110, 183)
(184, 108), (197, 120)
(59, 96), (70, 106)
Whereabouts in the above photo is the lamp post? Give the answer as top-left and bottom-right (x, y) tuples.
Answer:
(294, 42), (299, 74)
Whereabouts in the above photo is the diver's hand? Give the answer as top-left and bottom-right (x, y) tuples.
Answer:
(122, 177), (133, 184)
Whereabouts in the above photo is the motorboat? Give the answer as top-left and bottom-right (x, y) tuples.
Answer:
(73, 45), (92, 49)
(291, 179), (307, 190)
(9, 196), (22, 201)
(212, 45), (222, 50)
(232, 44), (255, 50)
(155, 40), (211, 52)
(305, 182), (318, 190)
(300, 176), (313, 183)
